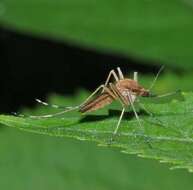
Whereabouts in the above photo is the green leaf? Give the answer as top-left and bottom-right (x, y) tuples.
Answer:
(1, 0), (193, 68)
(1, 128), (193, 190)
(0, 91), (193, 172)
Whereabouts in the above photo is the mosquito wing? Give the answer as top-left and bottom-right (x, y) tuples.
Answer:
(79, 92), (114, 113)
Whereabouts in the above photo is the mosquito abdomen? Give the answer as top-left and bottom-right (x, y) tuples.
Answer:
(79, 93), (114, 113)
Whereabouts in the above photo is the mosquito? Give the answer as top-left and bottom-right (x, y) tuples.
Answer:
(22, 66), (169, 140)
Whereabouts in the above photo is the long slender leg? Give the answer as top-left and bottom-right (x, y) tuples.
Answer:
(29, 106), (79, 118)
(102, 69), (119, 93)
(80, 85), (116, 107)
(80, 85), (118, 113)
(20, 85), (115, 119)
(35, 99), (70, 109)
(117, 67), (124, 79)
(79, 85), (126, 137)
(31, 85), (107, 118)
(128, 94), (153, 147)
(109, 83), (145, 133)
(133, 72), (138, 82)
(35, 69), (119, 109)
(109, 83), (128, 106)
(12, 105), (80, 119)
(138, 102), (153, 116)
(35, 84), (116, 110)
(94, 84), (127, 141)
(137, 101), (182, 136)
(107, 84), (129, 141)
(127, 92), (142, 128)
(113, 107), (125, 135)
(108, 84), (152, 146)
(109, 98), (126, 141)
(108, 83), (134, 139)
(137, 102), (164, 126)
(109, 84), (141, 127)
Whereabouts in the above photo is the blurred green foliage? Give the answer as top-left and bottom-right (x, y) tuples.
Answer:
(1, 0), (193, 68)
(0, 127), (193, 190)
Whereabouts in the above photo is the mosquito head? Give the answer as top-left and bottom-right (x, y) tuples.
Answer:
(139, 89), (157, 97)
(140, 88), (150, 97)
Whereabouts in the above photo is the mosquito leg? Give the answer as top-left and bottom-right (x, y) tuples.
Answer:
(28, 86), (106, 118)
(104, 87), (139, 128)
(16, 84), (115, 119)
(102, 69), (119, 93)
(113, 107), (125, 135)
(133, 72), (138, 82)
(127, 93), (142, 128)
(80, 84), (115, 107)
(105, 84), (151, 146)
(109, 83), (128, 106)
(128, 93), (152, 148)
(13, 105), (80, 119)
(138, 102), (154, 116)
(29, 85), (108, 119)
(110, 83), (139, 121)
(109, 83), (139, 125)
(35, 86), (126, 111)
(34, 69), (120, 111)
(137, 102), (165, 127)
(35, 89), (123, 111)
(106, 84), (128, 142)
(138, 102), (181, 137)
(35, 99), (70, 109)
(109, 83), (146, 141)
(117, 67), (124, 79)
(105, 69), (119, 85)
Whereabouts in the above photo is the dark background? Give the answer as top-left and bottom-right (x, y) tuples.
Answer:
(0, 26), (160, 113)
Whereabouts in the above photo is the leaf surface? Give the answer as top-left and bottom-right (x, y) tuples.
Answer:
(0, 91), (193, 172)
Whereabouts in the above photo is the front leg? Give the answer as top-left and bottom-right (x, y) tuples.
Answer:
(102, 69), (119, 93)
(136, 101), (165, 127)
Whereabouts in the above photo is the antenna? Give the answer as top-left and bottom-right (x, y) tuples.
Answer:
(149, 65), (165, 90)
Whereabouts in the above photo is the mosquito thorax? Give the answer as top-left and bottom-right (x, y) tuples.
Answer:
(115, 79), (149, 97)
(115, 79), (139, 89)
